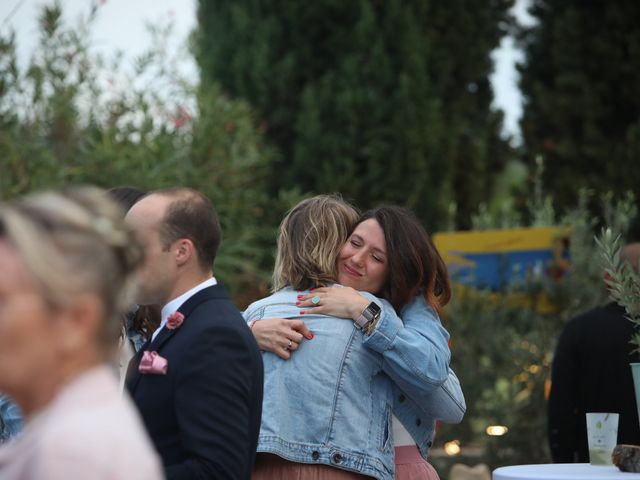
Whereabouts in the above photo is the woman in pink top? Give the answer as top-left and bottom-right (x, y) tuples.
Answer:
(0, 187), (162, 479)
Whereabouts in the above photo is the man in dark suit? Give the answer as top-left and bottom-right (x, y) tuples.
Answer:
(125, 187), (263, 479)
(548, 243), (640, 463)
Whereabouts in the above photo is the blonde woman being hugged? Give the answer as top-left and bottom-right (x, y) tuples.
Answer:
(253, 205), (466, 480)
(246, 196), (455, 480)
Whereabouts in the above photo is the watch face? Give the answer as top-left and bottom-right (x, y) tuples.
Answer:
(367, 302), (381, 316)
(356, 302), (382, 329)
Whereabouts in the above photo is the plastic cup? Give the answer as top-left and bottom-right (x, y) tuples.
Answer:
(586, 412), (619, 465)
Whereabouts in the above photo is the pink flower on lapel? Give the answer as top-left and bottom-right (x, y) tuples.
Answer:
(139, 351), (168, 375)
(166, 311), (185, 330)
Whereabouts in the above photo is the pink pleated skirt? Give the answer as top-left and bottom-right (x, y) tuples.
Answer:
(394, 446), (440, 480)
(252, 453), (370, 480)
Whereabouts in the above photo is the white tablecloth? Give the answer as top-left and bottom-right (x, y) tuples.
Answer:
(493, 463), (640, 480)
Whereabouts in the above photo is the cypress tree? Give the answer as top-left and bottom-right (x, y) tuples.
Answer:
(423, 0), (514, 228)
(518, 0), (640, 217)
(196, 0), (513, 229)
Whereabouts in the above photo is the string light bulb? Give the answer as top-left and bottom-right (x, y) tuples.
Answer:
(486, 425), (509, 436)
(444, 440), (461, 455)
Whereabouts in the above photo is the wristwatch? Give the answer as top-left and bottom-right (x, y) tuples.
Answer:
(355, 302), (381, 334)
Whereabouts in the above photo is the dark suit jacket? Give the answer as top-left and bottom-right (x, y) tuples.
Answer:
(548, 302), (640, 462)
(126, 284), (263, 480)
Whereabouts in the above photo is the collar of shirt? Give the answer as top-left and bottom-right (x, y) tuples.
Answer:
(151, 277), (218, 342)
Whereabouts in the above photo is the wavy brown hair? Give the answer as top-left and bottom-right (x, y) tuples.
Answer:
(358, 206), (451, 313)
(272, 195), (359, 291)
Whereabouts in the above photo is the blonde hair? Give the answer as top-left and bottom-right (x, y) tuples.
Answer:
(0, 186), (144, 357)
(272, 194), (359, 292)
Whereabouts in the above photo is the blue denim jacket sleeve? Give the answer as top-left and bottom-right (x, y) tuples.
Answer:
(397, 367), (466, 423)
(0, 395), (24, 443)
(362, 294), (450, 402)
(391, 367), (466, 459)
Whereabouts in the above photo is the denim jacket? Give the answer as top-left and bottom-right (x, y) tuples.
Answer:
(244, 286), (455, 479)
(391, 296), (466, 458)
(0, 395), (23, 444)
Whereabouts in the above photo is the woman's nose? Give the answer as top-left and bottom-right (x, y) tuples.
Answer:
(351, 249), (365, 266)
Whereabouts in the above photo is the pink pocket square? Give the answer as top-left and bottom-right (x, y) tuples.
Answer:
(139, 351), (168, 375)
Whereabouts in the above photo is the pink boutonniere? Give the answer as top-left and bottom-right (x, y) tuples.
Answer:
(167, 311), (185, 330)
(139, 351), (168, 375)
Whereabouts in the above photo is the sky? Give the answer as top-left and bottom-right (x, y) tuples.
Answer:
(1, 0), (533, 142)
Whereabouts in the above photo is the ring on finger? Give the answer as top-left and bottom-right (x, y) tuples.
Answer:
(287, 340), (292, 350)
(311, 295), (321, 305)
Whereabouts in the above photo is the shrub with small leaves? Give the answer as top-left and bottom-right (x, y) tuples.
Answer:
(597, 229), (640, 351)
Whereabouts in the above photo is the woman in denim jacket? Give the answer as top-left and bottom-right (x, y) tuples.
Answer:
(297, 206), (464, 479)
(246, 196), (461, 479)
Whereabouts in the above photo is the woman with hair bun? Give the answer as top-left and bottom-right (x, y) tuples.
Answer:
(0, 187), (162, 479)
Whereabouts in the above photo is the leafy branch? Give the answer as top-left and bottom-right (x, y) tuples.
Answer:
(596, 228), (640, 352)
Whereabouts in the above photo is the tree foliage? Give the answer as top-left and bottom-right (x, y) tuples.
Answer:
(195, 0), (514, 230)
(0, 2), (285, 306)
(433, 190), (636, 473)
(518, 0), (640, 228)
(597, 229), (640, 351)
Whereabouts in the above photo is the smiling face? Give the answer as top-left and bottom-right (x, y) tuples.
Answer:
(337, 218), (389, 295)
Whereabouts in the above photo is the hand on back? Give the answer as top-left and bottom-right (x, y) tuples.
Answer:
(252, 318), (313, 360)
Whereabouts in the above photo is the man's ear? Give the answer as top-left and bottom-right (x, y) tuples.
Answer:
(175, 238), (195, 267)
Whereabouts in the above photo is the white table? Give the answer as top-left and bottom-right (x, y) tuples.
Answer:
(493, 463), (640, 480)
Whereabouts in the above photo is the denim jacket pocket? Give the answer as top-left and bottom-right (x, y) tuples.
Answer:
(381, 404), (393, 452)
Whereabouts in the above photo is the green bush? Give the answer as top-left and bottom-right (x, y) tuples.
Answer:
(597, 228), (640, 350)
(434, 190), (636, 475)
(0, 3), (298, 305)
